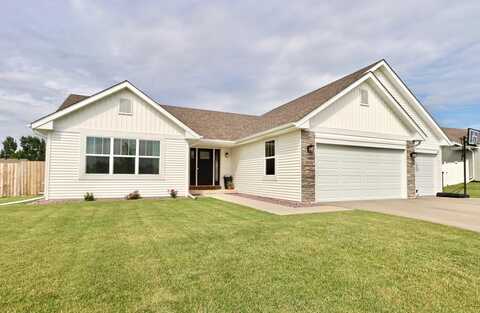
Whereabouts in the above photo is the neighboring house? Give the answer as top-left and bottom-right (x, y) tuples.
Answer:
(441, 128), (479, 186)
(31, 59), (452, 202)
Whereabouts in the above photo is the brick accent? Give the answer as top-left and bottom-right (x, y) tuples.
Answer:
(301, 130), (316, 203)
(406, 141), (416, 198)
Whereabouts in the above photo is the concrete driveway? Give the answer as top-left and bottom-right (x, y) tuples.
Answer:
(334, 197), (480, 233)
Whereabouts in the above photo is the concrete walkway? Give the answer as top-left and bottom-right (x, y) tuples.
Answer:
(209, 194), (351, 215)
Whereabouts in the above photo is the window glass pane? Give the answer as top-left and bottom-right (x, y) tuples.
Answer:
(122, 140), (129, 155)
(265, 140), (275, 157)
(266, 158), (275, 175)
(139, 158), (159, 174)
(128, 139), (136, 155)
(86, 137), (95, 154)
(95, 137), (103, 154)
(114, 139), (120, 155)
(86, 137), (110, 154)
(103, 138), (110, 154)
(114, 138), (136, 156)
(139, 140), (160, 156)
(86, 156), (109, 174)
(199, 151), (210, 159)
(114, 157), (135, 174)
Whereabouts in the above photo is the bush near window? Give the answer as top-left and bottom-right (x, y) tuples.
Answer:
(126, 190), (141, 200)
(84, 192), (95, 201)
(169, 189), (178, 198)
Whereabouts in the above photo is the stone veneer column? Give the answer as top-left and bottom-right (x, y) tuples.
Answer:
(301, 130), (316, 203)
(406, 141), (416, 198)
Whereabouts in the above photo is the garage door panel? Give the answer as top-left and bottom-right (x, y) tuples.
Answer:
(316, 144), (404, 202)
(415, 154), (436, 196)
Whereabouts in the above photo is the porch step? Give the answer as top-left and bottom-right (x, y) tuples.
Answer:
(190, 189), (237, 196)
(189, 185), (221, 191)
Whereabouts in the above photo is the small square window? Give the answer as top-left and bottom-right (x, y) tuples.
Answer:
(119, 98), (133, 115)
(360, 89), (369, 106)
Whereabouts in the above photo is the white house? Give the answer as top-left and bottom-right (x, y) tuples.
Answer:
(31, 59), (452, 202)
(441, 128), (479, 187)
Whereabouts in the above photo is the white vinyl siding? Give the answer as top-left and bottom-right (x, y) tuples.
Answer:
(316, 144), (404, 202)
(54, 89), (185, 136)
(46, 131), (188, 199)
(231, 130), (302, 201)
(373, 67), (441, 149)
(309, 82), (412, 137)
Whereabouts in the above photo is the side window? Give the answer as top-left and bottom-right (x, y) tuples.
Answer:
(139, 140), (160, 174)
(85, 137), (110, 174)
(265, 140), (275, 175)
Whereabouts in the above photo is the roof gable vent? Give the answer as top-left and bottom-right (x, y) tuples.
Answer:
(360, 89), (369, 106)
(119, 98), (133, 115)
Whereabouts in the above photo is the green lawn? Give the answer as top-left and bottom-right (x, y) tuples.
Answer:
(0, 196), (39, 204)
(443, 181), (480, 197)
(1, 198), (480, 313)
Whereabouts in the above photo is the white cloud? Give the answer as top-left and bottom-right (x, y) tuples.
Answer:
(0, 0), (480, 142)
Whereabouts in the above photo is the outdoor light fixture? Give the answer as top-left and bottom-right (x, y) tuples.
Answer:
(307, 145), (314, 154)
(224, 152), (230, 158)
(410, 152), (417, 159)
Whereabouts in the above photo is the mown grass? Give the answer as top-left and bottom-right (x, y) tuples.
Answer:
(0, 198), (479, 313)
(444, 181), (480, 197)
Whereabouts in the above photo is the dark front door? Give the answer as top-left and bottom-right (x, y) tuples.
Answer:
(197, 149), (213, 185)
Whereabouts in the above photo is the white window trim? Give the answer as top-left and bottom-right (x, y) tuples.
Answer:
(81, 136), (163, 180)
(264, 140), (276, 177)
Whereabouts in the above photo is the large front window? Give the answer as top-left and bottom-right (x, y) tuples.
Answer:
(85, 136), (160, 175)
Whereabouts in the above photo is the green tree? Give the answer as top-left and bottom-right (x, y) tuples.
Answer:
(17, 136), (46, 161)
(0, 136), (18, 159)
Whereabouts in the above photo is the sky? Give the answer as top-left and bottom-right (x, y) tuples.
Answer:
(1, 0), (479, 142)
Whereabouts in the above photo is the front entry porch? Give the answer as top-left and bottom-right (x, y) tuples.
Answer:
(189, 148), (221, 190)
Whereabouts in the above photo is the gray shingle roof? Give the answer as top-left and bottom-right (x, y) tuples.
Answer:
(54, 60), (382, 140)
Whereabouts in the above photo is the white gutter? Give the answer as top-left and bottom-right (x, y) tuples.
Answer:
(190, 138), (235, 148)
(234, 122), (297, 145)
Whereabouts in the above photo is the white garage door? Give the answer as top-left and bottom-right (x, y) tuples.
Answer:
(415, 154), (436, 196)
(316, 144), (404, 202)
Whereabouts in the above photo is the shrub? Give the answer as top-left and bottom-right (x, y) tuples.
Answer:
(84, 192), (95, 201)
(169, 189), (178, 199)
(126, 190), (141, 200)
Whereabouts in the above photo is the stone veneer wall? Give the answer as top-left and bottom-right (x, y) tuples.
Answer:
(406, 141), (416, 198)
(301, 130), (316, 202)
